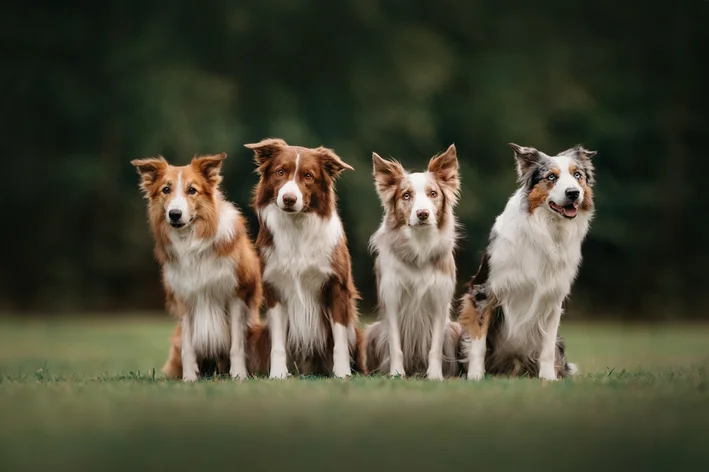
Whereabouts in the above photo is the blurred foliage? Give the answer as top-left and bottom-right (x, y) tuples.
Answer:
(1, 0), (707, 318)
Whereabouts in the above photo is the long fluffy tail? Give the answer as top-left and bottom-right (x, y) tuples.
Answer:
(566, 362), (580, 377)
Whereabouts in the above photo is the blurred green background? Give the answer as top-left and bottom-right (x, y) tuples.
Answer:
(2, 0), (708, 319)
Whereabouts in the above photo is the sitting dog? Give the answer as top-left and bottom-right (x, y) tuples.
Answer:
(365, 145), (463, 379)
(247, 138), (365, 378)
(460, 143), (596, 380)
(131, 153), (263, 381)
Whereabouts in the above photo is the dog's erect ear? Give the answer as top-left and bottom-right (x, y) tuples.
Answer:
(570, 144), (597, 160)
(191, 153), (227, 187)
(244, 138), (287, 173)
(428, 144), (460, 204)
(372, 152), (405, 205)
(131, 157), (168, 194)
(509, 143), (541, 180)
(317, 147), (353, 178)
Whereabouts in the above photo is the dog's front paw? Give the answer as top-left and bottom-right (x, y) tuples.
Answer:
(426, 369), (444, 381)
(389, 366), (406, 378)
(182, 371), (198, 383)
(467, 360), (485, 381)
(333, 364), (352, 379)
(269, 364), (290, 379)
(426, 358), (443, 381)
(539, 363), (557, 381)
(467, 369), (485, 381)
(230, 367), (248, 380)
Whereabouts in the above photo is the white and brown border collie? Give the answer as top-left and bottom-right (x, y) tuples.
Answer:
(460, 143), (596, 380)
(131, 153), (265, 381)
(365, 145), (462, 380)
(246, 138), (365, 379)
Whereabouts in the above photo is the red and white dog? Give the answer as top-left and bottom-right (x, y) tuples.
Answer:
(246, 138), (365, 378)
(131, 153), (264, 381)
(365, 145), (462, 379)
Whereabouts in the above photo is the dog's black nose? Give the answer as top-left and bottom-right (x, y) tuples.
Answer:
(282, 194), (297, 207)
(565, 189), (580, 201)
(416, 209), (430, 221)
(168, 209), (182, 222)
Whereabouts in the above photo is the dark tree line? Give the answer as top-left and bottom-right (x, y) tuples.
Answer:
(1, 0), (707, 319)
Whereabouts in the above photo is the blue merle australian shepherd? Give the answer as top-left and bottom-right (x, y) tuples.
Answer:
(460, 143), (596, 380)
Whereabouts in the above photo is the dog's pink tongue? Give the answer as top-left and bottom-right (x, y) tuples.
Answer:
(563, 206), (578, 217)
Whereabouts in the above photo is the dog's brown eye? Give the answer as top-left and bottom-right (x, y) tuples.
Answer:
(304, 172), (314, 181)
(430, 190), (438, 198)
(162, 186), (170, 194)
(276, 169), (285, 176)
(403, 192), (411, 200)
(187, 187), (197, 195)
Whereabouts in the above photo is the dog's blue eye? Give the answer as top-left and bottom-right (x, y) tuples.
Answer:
(162, 186), (170, 194)
(574, 172), (582, 180)
(547, 174), (556, 182)
(187, 187), (197, 195)
(403, 192), (411, 200)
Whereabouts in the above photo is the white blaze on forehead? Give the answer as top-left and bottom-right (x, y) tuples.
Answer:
(166, 171), (190, 222)
(408, 172), (436, 226)
(548, 154), (583, 204)
(276, 153), (304, 212)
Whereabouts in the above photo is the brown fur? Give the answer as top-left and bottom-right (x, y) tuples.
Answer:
(131, 153), (264, 379)
(527, 168), (560, 214)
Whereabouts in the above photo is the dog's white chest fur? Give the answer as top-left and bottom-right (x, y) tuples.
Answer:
(260, 204), (343, 354)
(489, 190), (590, 353)
(374, 226), (456, 367)
(163, 204), (239, 358)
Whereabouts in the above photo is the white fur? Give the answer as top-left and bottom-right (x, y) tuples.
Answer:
(408, 172), (437, 227)
(268, 303), (289, 379)
(332, 321), (352, 378)
(466, 336), (486, 380)
(470, 183), (591, 380)
(371, 172), (457, 379)
(229, 298), (249, 379)
(166, 172), (190, 224)
(181, 315), (198, 382)
(164, 202), (244, 380)
(260, 203), (347, 378)
(277, 153), (304, 212)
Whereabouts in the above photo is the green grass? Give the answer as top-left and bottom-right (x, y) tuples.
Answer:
(1, 317), (708, 471)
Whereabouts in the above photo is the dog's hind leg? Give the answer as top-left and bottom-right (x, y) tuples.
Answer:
(459, 252), (494, 380)
(555, 335), (578, 379)
(460, 297), (493, 380)
(443, 321), (463, 378)
(364, 321), (387, 374)
(162, 323), (183, 379)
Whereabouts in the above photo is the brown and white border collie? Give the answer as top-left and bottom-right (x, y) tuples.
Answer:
(365, 145), (463, 379)
(246, 138), (365, 379)
(131, 153), (265, 381)
(460, 143), (596, 380)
